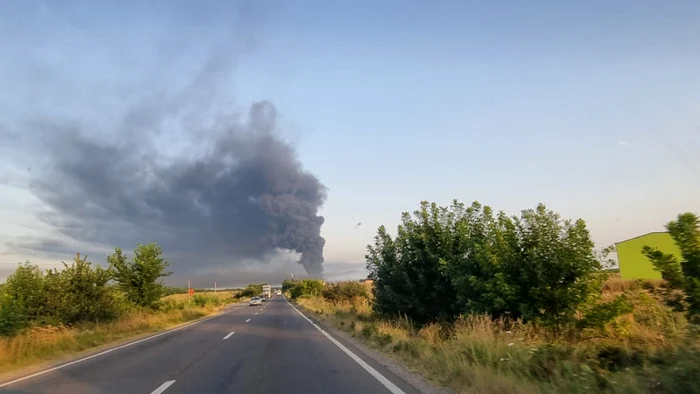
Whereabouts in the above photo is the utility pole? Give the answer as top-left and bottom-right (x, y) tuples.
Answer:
(188, 279), (191, 297)
(214, 282), (217, 293)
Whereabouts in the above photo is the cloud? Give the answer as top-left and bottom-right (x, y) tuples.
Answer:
(0, 1), (330, 278)
(617, 139), (632, 146)
(4, 101), (327, 277)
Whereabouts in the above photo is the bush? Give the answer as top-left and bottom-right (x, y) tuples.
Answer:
(323, 281), (369, 304)
(108, 243), (172, 309)
(45, 254), (130, 324)
(240, 283), (265, 298)
(2, 262), (46, 320)
(290, 279), (324, 299)
(191, 295), (220, 308)
(366, 200), (626, 334)
(643, 213), (700, 322)
(0, 293), (27, 336)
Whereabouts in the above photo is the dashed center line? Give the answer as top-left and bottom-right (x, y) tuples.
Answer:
(245, 318), (251, 323)
(255, 312), (258, 315)
(150, 380), (176, 394)
(223, 332), (235, 340)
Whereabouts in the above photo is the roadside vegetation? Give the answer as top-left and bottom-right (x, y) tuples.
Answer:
(0, 242), (239, 373)
(288, 200), (700, 394)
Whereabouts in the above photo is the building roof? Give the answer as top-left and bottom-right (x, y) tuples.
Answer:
(615, 231), (669, 245)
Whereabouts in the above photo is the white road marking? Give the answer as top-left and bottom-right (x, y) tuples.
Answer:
(246, 318), (251, 322)
(150, 380), (176, 394)
(255, 312), (259, 315)
(0, 307), (240, 388)
(223, 332), (235, 340)
(285, 299), (406, 394)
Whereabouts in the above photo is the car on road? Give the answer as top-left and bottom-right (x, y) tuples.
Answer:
(249, 297), (262, 306)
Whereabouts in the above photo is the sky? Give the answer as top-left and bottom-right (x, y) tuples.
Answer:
(0, 0), (699, 286)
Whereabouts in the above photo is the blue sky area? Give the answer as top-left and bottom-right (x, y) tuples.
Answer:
(1, 1), (699, 285)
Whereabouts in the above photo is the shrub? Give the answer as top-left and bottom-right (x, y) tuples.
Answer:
(290, 279), (324, 299)
(366, 200), (623, 334)
(643, 213), (700, 322)
(108, 243), (172, 309)
(240, 283), (265, 298)
(2, 262), (46, 320)
(0, 293), (27, 336)
(323, 281), (369, 304)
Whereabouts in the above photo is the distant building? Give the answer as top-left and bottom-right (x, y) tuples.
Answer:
(262, 284), (272, 298)
(615, 232), (681, 280)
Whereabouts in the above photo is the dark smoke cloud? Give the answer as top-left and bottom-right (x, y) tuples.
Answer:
(15, 101), (328, 275)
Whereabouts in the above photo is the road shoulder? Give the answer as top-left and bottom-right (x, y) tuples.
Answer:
(293, 300), (451, 394)
(0, 303), (245, 387)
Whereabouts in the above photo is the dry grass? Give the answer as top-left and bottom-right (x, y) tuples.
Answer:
(161, 291), (237, 302)
(0, 299), (233, 374)
(296, 283), (696, 394)
(602, 276), (665, 294)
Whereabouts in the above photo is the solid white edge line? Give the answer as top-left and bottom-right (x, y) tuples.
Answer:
(285, 298), (406, 394)
(0, 307), (240, 388)
(223, 332), (235, 340)
(245, 318), (251, 322)
(150, 380), (176, 394)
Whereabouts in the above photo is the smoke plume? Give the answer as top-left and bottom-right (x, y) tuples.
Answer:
(18, 101), (327, 275)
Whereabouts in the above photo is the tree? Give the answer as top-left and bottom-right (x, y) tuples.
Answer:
(506, 204), (604, 335)
(109, 243), (171, 308)
(366, 201), (461, 324)
(240, 283), (265, 297)
(2, 262), (46, 320)
(323, 281), (369, 305)
(643, 213), (700, 321)
(289, 279), (324, 299)
(367, 199), (617, 334)
(282, 279), (298, 293)
(48, 253), (128, 324)
(0, 292), (27, 336)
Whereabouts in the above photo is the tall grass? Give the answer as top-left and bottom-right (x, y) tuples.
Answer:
(296, 278), (700, 394)
(0, 296), (236, 374)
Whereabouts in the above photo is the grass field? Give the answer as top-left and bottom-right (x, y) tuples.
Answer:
(0, 294), (240, 375)
(161, 291), (237, 302)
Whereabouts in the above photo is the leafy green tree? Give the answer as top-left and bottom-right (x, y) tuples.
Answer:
(322, 281), (369, 304)
(2, 262), (46, 320)
(507, 204), (605, 335)
(0, 292), (27, 336)
(240, 283), (265, 297)
(109, 243), (171, 308)
(50, 253), (128, 324)
(643, 213), (700, 321)
(367, 201), (460, 324)
(445, 201), (519, 319)
(290, 279), (324, 299)
(282, 279), (298, 293)
(367, 199), (618, 334)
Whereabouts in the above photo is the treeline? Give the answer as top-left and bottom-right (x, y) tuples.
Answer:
(237, 283), (267, 298)
(162, 287), (238, 296)
(283, 278), (369, 304)
(366, 200), (700, 335)
(0, 243), (171, 336)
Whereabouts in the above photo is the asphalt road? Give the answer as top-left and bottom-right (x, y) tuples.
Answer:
(0, 296), (421, 394)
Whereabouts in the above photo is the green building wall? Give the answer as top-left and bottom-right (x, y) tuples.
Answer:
(615, 232), (682, 280)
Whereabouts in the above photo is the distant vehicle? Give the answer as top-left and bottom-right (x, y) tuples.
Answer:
(249, 297), (262, 306)
(262, 284), (272, 298)
(276, 290), (281, 296)
(261, 296), (267, 302)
